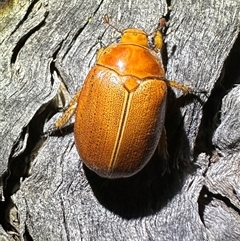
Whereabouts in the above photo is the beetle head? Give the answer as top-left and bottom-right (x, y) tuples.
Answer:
(103, 15), (149, 47)
(120, 29), (149, 47)
(103, 15), (165, 49)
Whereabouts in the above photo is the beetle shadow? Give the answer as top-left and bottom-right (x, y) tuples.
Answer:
(84, 89), (194, 219)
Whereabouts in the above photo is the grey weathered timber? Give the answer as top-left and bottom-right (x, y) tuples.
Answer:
(0, 0), (240, 240)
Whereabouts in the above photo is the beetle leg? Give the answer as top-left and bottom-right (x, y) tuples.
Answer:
(153, 30), (163, 52)
(54, 89), (81, 128)
(152, 17), (166, 52)
(165, 79), (208, 96)
(165, 80), (190, 94)
(157, 126), (169, 160)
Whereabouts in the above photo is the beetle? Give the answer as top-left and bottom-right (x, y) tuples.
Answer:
(55, 16), (189, 178)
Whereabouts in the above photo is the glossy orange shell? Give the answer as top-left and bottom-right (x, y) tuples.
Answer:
(74, 38), (167, 178)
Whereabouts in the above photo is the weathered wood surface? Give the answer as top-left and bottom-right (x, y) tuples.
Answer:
(1, 0), (240, 240)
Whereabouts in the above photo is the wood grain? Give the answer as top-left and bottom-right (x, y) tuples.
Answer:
(0, 0), (240, 240)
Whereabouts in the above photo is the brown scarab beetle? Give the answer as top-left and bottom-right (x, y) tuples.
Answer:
(55, 16), (189, 178)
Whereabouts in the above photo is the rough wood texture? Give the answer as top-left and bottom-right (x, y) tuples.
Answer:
(1, 0), (240, 240)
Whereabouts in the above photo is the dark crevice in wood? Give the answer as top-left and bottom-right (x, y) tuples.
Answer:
(4, 110), (48, 198)
(50, 40), (64, 85)
(211, 192), (240, 215)
(161, 34), (169, 69)
(197, 186), (212, 226)
(166, 0), (171, 8)
(3, 126), (31, 197)
(202, 155), (211, 177)
(0, 198), (19, 237)
(11, 11), (49, 64)
(24, 224), (33, 241)
(194, 32), (240, 156)
(10, 0), (40, 36)
(198, 186), (240, 226)
(92, 0), (104, 16)
(1, 104), (56, 235)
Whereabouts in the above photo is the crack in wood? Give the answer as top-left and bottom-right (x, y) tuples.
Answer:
(10, 0), (42, 36)
(11, 11), (49, 64)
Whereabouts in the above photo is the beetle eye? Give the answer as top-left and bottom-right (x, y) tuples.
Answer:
(116, 36), (121, 42)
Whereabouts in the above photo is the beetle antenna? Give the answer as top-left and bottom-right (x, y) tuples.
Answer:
(103, 15), (122, 34)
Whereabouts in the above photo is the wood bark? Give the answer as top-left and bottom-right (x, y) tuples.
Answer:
(0, 0), (240, 240)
